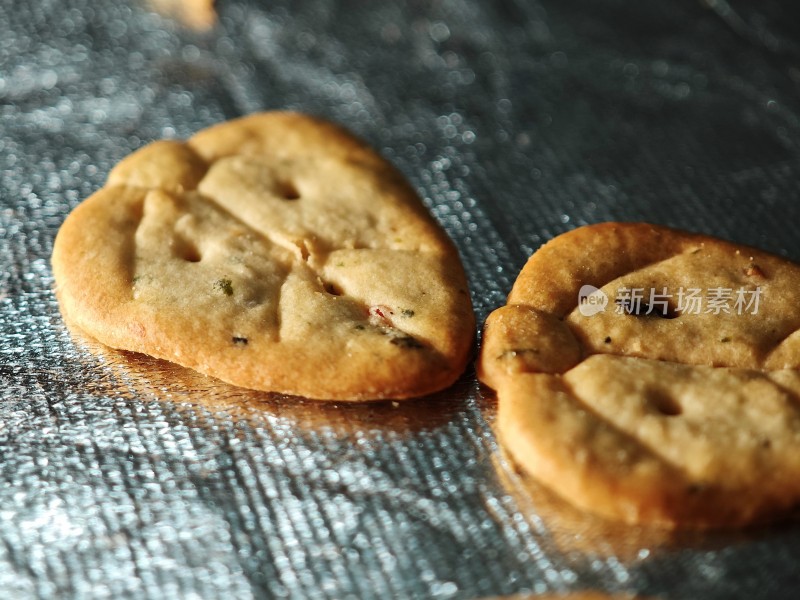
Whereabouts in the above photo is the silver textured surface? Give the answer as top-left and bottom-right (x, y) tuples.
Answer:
(3, 0), (800, 597)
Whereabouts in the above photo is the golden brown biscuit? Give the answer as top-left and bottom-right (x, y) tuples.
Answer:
(479, 222), (800, 528)
(146, 0), (216, 30)
(53, 112), (474, 401)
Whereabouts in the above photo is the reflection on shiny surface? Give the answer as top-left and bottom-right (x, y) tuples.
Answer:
(491, 446), (794, 563)
(4, 0), (800, 597)
(68, 323), (476, 435)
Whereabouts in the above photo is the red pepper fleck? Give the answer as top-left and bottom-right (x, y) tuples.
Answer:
(369, 305), (393, 320)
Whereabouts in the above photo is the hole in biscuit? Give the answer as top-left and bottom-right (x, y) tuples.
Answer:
(277, 180), (300, 200)
(650, 390), (682, 417)
(323, 282), (342, 296)
(174, 238), (202, 262)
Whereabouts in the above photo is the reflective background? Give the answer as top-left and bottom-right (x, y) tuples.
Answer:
(2, 0), (800, 597)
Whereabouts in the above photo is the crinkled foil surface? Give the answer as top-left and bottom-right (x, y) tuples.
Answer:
(3, 0), (800, 598)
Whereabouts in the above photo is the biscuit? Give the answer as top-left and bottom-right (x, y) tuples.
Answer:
(146, 0), (216, 30)
(52, 112), (474, 401)
(479, 222), (800, 527)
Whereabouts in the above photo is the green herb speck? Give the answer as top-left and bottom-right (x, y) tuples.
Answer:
(401, 309), (415, 318)
(215, 278), (234, 296)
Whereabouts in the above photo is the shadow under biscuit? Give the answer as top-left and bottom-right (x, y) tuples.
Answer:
(491, 429), (800, 564)
(477, 384), (800, 565)
(65, 321), (473, 436)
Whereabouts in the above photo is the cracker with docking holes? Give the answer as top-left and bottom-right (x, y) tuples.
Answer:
(478, 222), (800, 528)
(52, 111), (474, 401)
